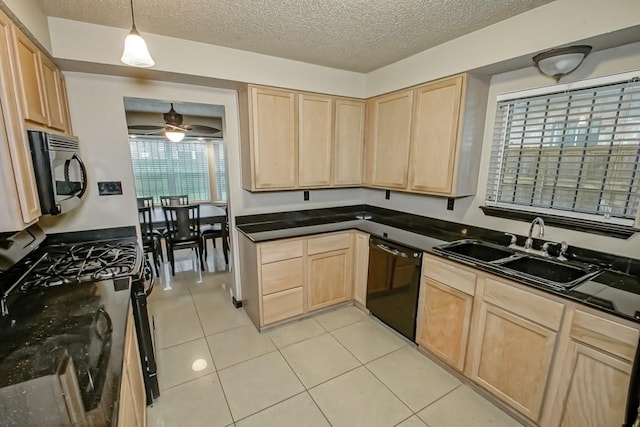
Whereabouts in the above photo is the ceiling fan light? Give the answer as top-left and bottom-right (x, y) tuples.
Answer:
(165, 129), (185, 142)
(532, 45), (592, 82)
(121, 30), (155, 67)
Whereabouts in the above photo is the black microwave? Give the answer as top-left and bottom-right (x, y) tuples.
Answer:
(28, 131), (87, 215)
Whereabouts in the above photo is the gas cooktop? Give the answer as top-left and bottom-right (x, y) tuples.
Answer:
(1, 239), (141, 317)
(18, 241), (139, 291)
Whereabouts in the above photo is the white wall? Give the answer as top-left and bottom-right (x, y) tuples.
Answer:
(46, 18), (367, 98)
(366, 0), (640, 96)
(366, 41), (640, 258)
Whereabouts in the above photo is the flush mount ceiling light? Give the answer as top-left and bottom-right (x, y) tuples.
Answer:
(532, 45), (592, 82)
(120, 0), (155, 67)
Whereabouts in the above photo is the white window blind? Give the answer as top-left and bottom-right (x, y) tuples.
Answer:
(130, 138), (211, 203)
(213, 140), (228, 202)
(486, 77), (640, 223)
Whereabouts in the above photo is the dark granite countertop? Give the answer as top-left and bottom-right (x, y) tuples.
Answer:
(236, 205), (640, 323)
(0, 226), (137, 425)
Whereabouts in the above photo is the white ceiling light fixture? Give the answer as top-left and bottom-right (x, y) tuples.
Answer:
(532, 45), (592, 82)
(165, 128), (185, 142)
(121, 0), (155, 67)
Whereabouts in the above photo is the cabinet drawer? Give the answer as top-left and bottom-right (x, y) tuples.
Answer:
(308, 233), (350, 255)
(571, 310), (639, 362)
(261, 258), (304, 295)
(483, 278), (564, 331)
(262, 287), (304, 325)
(423, 254), (476, 295)
(260, 240), (304, 264)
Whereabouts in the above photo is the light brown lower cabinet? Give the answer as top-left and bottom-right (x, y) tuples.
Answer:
(467, 278), (564, 423)
(118, 309), (145, 427)
(544, 309), (639, 427)
(307, 248), (352, 311)
(239, 231), (363, 329)
(417, 277), (473, 371)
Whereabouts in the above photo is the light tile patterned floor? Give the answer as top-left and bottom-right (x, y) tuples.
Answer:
(147, 251), (524, 427)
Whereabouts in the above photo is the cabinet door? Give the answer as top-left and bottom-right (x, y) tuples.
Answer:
(0, 11), (40, 229)
(308, 249), (352, 311)
(117, 369), (137, 427)
(334, 99), (365, 186)
(126, 317), (146, 427)
(409, 76), (463, 194)
(250, 87), (297, 189)
(298, 94), (332, 187)
(58, 74), (73, 136)
(352, 232), (369, 306)
(11, 28), (48, 125)
(39, 54), (66, 132)
(365, 90), (413, 188)
(417, 278), (472, 371)
(551, 341), (631, 427)
(469, 302), (556, 422)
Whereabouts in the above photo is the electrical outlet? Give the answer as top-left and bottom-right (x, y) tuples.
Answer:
(303, 191), (309, 201)
(385, 190), (390, 200)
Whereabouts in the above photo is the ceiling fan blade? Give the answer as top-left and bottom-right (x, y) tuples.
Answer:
(183, 124), (221, 134)
(128, 124), (164, 131)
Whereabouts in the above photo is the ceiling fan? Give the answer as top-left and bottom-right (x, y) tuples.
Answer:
(127, 103), (221, 142)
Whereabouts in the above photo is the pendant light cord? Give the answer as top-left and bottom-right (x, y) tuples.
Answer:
(129, 0), (137, 32)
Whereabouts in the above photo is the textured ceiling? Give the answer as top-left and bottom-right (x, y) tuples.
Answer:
(40, 0), (554, 72)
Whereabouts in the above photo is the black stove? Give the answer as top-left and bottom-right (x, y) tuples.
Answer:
(1, 239), (141, 317)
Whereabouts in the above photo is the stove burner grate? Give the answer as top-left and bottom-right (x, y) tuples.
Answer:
(17, 241), (139, 292)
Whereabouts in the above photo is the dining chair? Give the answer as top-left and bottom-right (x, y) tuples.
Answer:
(201, 211), (229, 265)
(136, 196), (165, 261)
(162, 205), (204, 276)
(160, 195), (189, 207)
(138, 207), (162, 275)
(137, 196), (155, 209)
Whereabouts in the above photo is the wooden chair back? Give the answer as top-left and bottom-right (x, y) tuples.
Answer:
(160, 195), (189, 207)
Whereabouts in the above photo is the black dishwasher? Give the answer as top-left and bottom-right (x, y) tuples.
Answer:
(366, 237), (422, 341)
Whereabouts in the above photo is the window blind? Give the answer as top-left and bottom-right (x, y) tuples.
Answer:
(213, 140), (228, 202)
(486, 77), (640, 223)
(129, 138), (211, 203)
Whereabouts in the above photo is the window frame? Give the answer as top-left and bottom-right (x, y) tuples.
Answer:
(483, 70), (640, 234)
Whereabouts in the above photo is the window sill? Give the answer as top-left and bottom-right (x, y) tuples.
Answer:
(479, 206), (636, 239)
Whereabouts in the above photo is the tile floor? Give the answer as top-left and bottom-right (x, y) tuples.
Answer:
(146, 249), (524, 427)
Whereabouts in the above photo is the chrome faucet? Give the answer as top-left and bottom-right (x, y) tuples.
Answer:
(524, 217), (545, 250)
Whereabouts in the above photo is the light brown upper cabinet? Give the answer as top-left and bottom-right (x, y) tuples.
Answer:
(239, 84), (365, 191)
(333, 99), (365, 186)
(364, 89), (414, 189)
(298, 94), (333, 187)
(409, 76), (463, 194)
(39, 54), (67, 132)
(239, 86), (297, 190)
(12, 28), (47, 125)
(10, 25), (73, 135)
(0, 9), (41, 232)
(409, 74), (489, 197)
